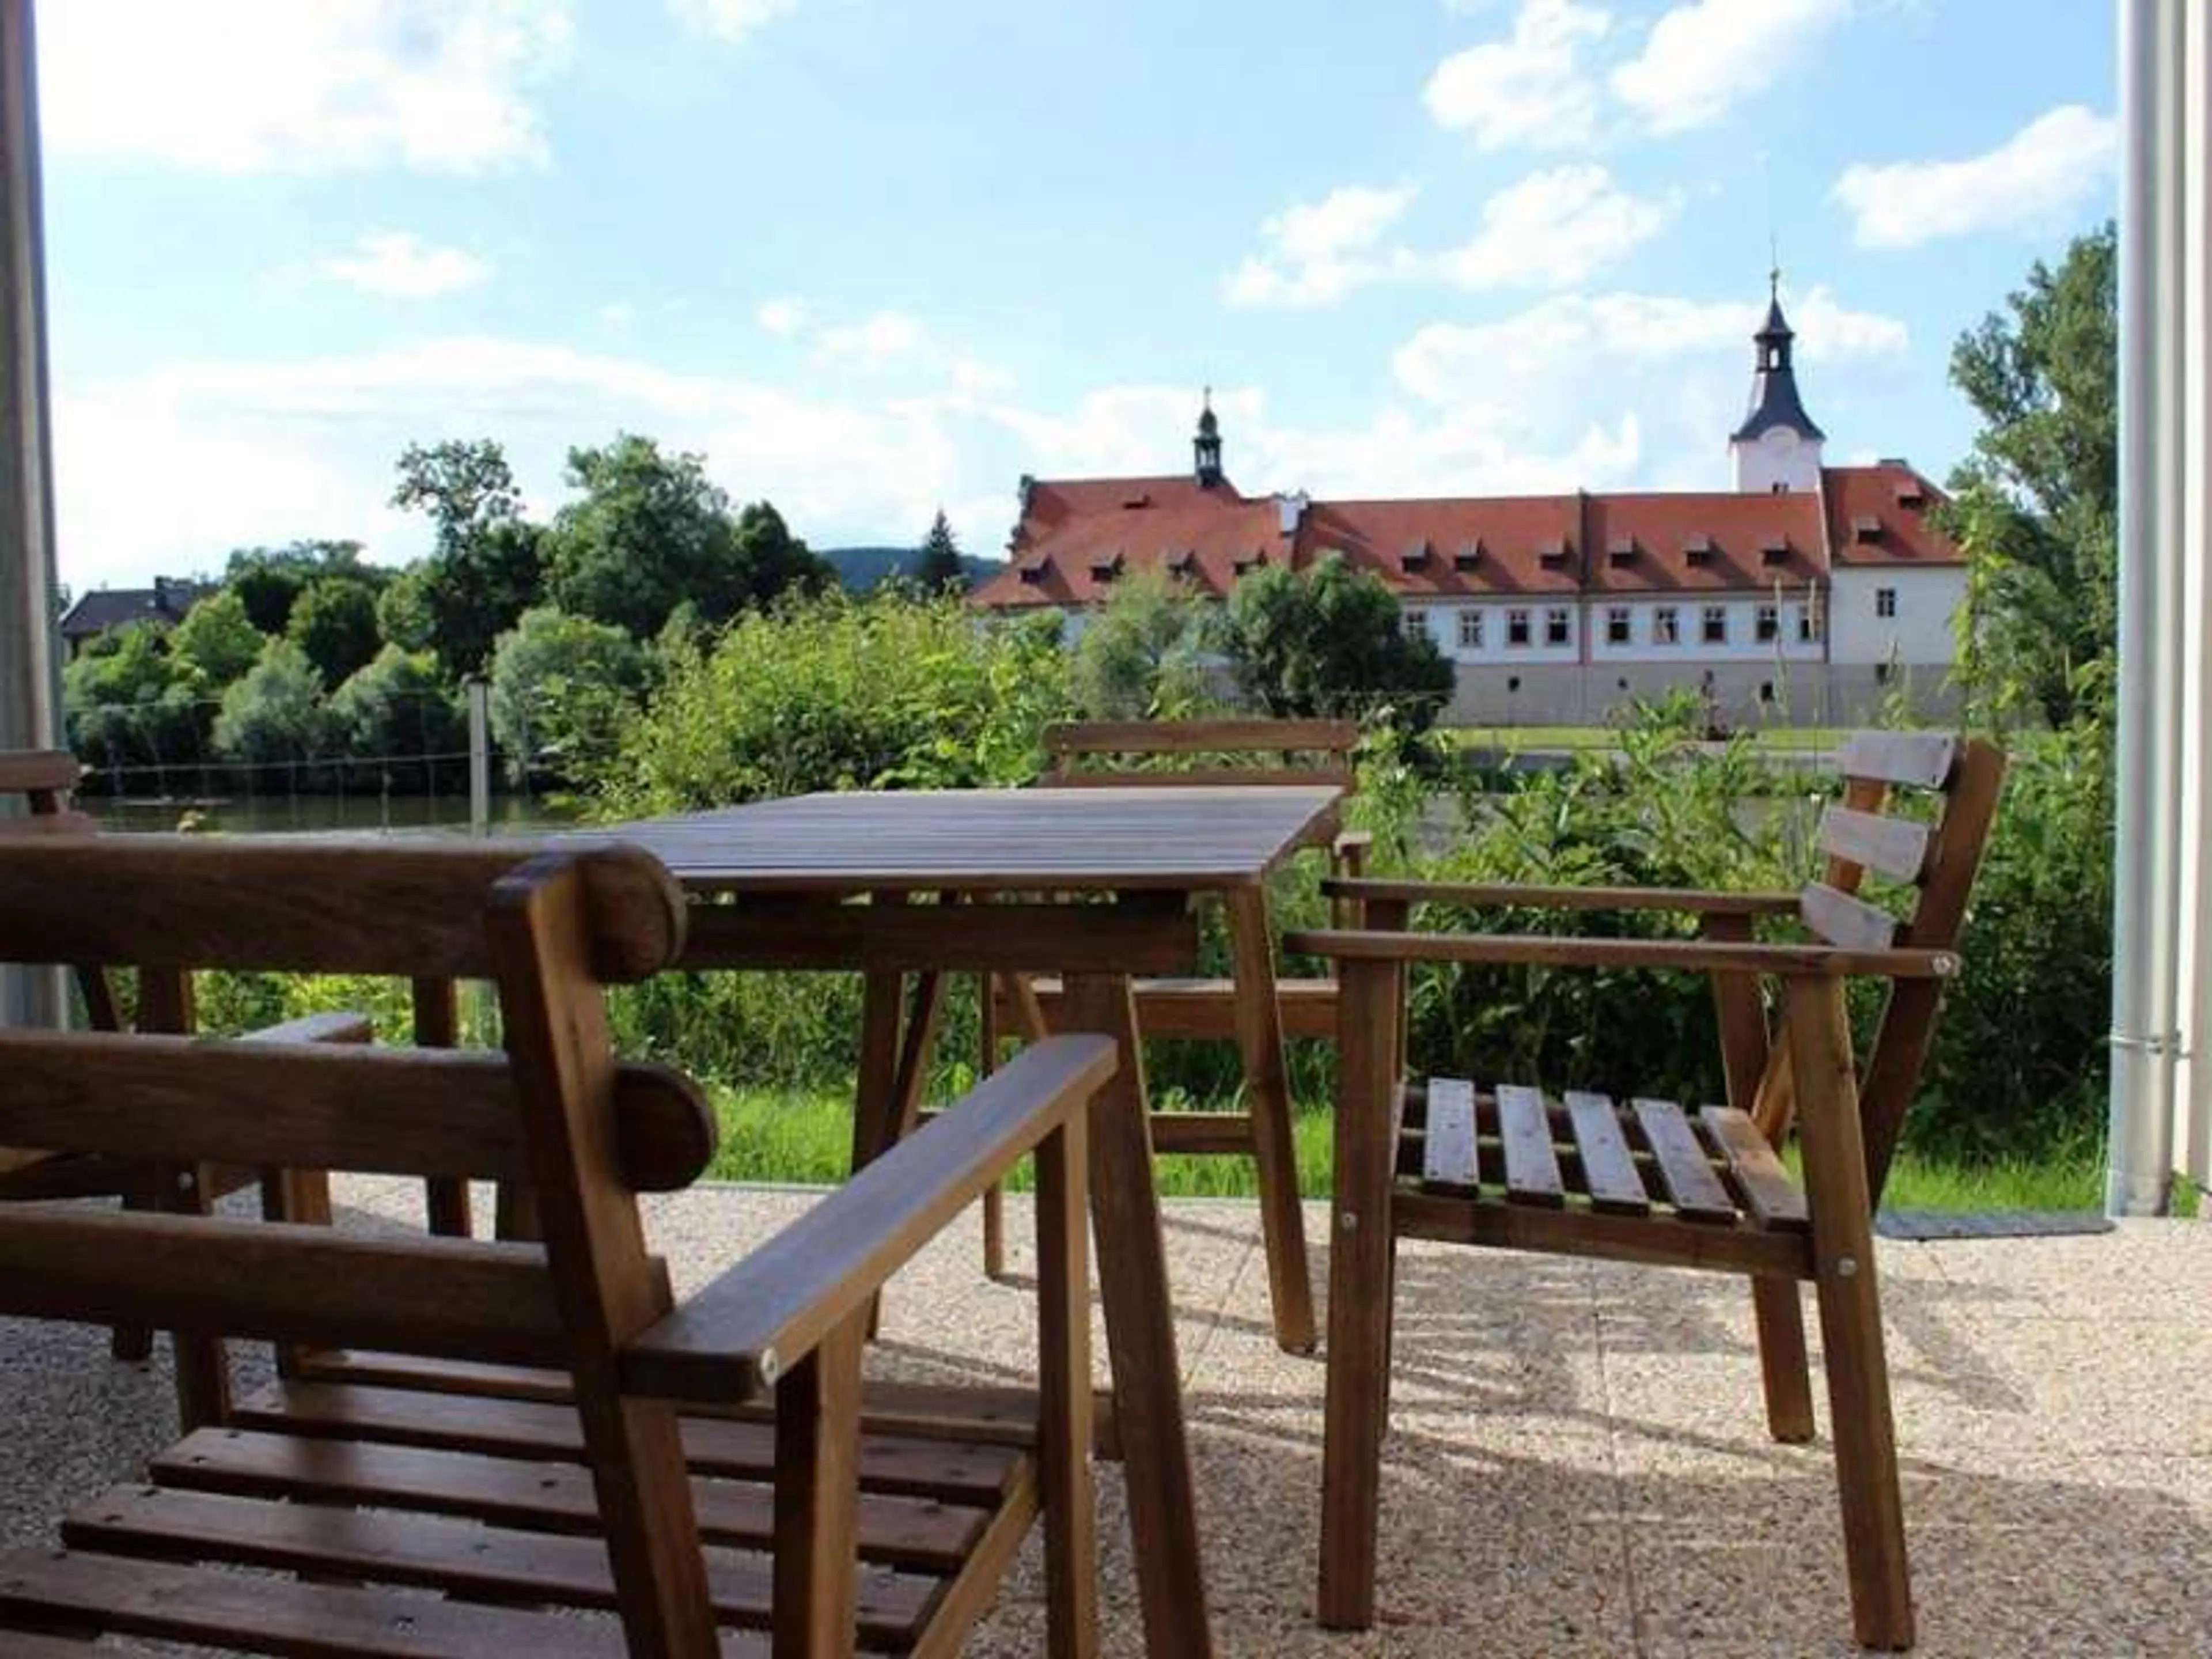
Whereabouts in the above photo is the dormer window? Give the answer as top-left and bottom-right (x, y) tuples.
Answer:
(1537, 539), (1568, 569)
(1894, 479), (1927, 508)
(1120, 493), (1153, 510)
(1165, 549), (1195, 579)
(1233, 549), (1267, 577)
(1089, 552), (1124, 584)
(1760, 538), (1790, 567)
(1400, 539), (1433, 573)
(1453, 540), (1483, 572)
(1607, 537), (1638, 567)
(1017, 558), (1050, 586)
(1853, 515), (1883, 544)
(1684, 533), (1714, 568)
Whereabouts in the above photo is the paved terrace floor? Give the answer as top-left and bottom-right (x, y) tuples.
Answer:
(3, 1183), (2207, 1657)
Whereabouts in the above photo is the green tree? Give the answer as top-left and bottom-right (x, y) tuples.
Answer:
(330, 645), (463, 768)
(1945, 221), (2117, 728)
(487, 606), (647, 783)
(166, 588), (266, 691)
(224, 539), (378, 635)
(913, 509), (968, 592)
(1213, 552), (1454, 729)
(1069, 568), (1210, 719)
(384, 438), (545, 679)
(62, 622), (203, 772)
(286, 575), (383, 687)
(391, 439), (523, 552)
(541, 435), (831, 638)
(211, 638), (333, 767)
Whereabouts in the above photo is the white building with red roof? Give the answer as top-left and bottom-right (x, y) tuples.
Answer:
(971, 286), (1966, 727)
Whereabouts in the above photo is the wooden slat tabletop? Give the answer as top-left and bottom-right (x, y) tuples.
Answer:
(582, 786), (1343, 895)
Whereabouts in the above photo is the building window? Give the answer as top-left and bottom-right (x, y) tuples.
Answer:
(1875, 587), (1898, 619)
(1755, 604), (1779, 644)
(1507, 608), (1531, 647)
(1702, 605), (1728, 645)
(1545, 608), (1571, 646)
(1798, 601), (1822, 643)
(1457, 608), (1484, 649)
(1400, 608), (1430, 641)
(1605, 607), (1631, 645)
(1653, 607), (1680, 645)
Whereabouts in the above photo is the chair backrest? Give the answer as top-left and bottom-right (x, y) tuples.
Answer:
(1794, 732), (2007, 1184)
(1042, 717), (1360, 792)
(0, 749), (116, 1027)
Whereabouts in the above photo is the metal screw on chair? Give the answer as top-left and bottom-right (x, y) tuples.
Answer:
(1836, 1256), (1859, 1278)
(1338, 1211), (1358, 1234)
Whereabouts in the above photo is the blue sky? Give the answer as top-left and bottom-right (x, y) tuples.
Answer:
(36, 0), (2116, 593)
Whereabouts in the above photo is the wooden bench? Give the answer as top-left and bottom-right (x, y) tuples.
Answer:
(0, 835), (1117, 1657)
(1293, 732), (2006, 1653)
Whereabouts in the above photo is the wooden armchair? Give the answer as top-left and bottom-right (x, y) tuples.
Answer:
(0, 835), (1115, 1658)
(972, 717), (1365, 1279)
(1289, 732), (2005, 1652)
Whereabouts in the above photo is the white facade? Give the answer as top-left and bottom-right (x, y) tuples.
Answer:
(1585, 595), (1825, 663)
(1827, 567), (1968, 666)
(1404, 601), (1579, 665)
(1731, 426), (1824, 494)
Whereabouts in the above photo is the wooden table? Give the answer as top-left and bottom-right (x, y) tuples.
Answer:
(594, 784), (1343, 1659)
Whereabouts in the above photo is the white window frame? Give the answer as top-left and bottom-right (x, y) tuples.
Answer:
(1875, 587), (1898, 619)
(1702, 604), (1728, 645)
(1755, 603), (1780, 644)
(1506, 608), (1532, 648)
(1605, 606), (1631, 645)
(1457, 608), (1483, 649)
(1544, 607), (1571, 647)
(1401, 607), (1430, 640)
(1653, 606), (1680, 645)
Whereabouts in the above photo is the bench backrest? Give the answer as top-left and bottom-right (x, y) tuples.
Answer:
(0, 749), (116, 1026)
(1788, 732), (2007, 1184)
(1042, 717), (1359, 792)
(0, 836), (728, 1645)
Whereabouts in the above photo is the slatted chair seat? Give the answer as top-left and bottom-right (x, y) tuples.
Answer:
(1293, 732), (2007, 1654)
(0, 836), (1118, 1658)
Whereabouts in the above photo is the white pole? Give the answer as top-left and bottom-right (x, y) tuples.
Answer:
(2110, 0), (2184, 1215)
(2175, 0), (2212, 1195)
(467, 679), (491, 838)
(0, 0), (62, 1029)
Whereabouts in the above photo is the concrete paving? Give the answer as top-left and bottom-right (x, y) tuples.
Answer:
(4, 1181), (2208, 1657)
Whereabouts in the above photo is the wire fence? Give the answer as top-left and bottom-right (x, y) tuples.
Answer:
(62, 691), (567, 836)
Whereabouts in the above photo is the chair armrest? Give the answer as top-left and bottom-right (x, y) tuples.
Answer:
(1284, 927), (1959, 979)
(1320, 876), (1802, 916)
(621, 1034), (1117, 1404)
(1330, 830), (1373, 877)
(238, 1012), (375, 1046)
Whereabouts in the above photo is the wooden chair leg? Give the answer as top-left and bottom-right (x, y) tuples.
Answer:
(978, 973), (1008, 1281)
(1751, 1279), (1816, 1443)
(1036, 1113), (1097, 1659)
(774, 1315), (867, 1658)
(108, 1176), (157, 1362)
(1317, 959), (1398, 1631)
(1788, 976), (1914, 1652)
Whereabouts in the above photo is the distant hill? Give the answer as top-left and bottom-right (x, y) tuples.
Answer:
(819, 545), (1003, 592)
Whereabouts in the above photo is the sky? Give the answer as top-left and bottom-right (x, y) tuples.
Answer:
(35, 0), (2117, 594)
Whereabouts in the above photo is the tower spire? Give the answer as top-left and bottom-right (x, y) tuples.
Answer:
(1194, 385), (1224, 488)
(1729, 269), (1825, 493)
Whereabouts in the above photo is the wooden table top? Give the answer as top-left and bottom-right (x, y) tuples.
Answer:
(585, 785), (1343, 895)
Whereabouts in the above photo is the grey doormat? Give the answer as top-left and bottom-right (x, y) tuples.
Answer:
(1875, 1209), (2116, 1241)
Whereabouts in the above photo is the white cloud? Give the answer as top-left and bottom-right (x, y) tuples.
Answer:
(671, 0), (803, 44)
(1611, 0), (1851, 135)
(312, 233), (491, 301)
(1424, 0), (1611, 152)
(756, 297), (808, 335)
(1223, 181), (1419, 308)
(1834, 104), (2120, 249)
(1436, 165), (1677, 290)
(815, 310), (930, 370)
(40, 0), (574, 175)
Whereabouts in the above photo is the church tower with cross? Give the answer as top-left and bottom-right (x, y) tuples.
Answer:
(1729, 270), (1825, 495)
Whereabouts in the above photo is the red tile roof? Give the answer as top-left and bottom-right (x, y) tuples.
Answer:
(1585, 492), (1827, 593)
(968, 461), (1960, 612)
(1293, 496), (1584, 596)
(1822, 463), (1960, 567)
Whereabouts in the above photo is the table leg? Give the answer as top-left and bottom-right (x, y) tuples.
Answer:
(853, 967), (908, 1339)
(1224, 886), (1317, 1355)
(1058, 971), (1214, 1659)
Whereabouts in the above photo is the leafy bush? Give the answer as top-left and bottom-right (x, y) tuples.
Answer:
(593, 589), (1070, 815)
(488, 606), (647, 785)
